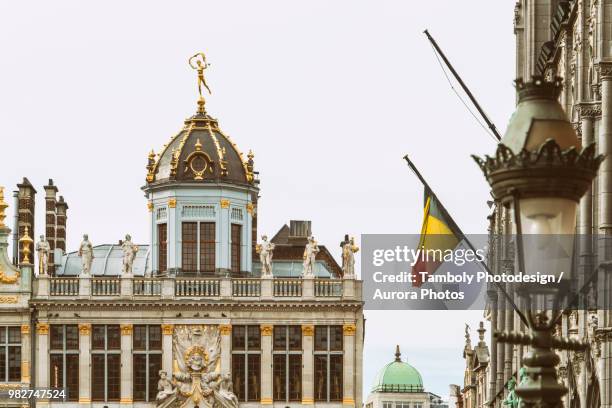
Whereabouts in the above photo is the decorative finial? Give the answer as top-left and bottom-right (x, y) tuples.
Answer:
(189, 52), (212, 113)
(247, 150), (254, 160)
(19, 226), (33, 265)
(195, 138), (202, 151)
(146, 149), (157, 183)
(477, 321), (486, 343)
(394, 345), (401, 362)
(0, 187), (8, 228)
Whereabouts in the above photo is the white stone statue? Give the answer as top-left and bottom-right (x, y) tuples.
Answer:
(302, 236), (320, 278)
(36, 235), (51, 275)
(256, 235), (275, 277)
(78, 234), (94, 275)
(156, 370), (175, 403)
(342, 236), (359, 279)
(121, 234), (139, 275)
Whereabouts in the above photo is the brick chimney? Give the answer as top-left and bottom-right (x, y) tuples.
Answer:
(288, 220), (311, 245)
(43, 179), (58, 275)
(55, 196), (68, 256)
(16, 178), (36, 264)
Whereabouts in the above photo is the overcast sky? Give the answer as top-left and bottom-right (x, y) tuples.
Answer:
(0, 0), (516, 398)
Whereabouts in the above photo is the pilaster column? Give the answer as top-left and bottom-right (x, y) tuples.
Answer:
(342, 324), (356, 408)
(219, 199), (230, 272)
(167, 197), (178, 273)
(260, 324), (273, 405)
(598, 62), (612, 408)
(219, 325), (231, 375)
(20, 325), (31, 384)
(162, 324), (174, 375)
(78, 323), (91, 404)
(36, 323), (49, 388)
(301, 325), (314, 405)
(120, 325), (133, 405)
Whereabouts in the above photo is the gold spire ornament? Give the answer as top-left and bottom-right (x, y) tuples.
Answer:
(19, 226), (33, 265)
(188, 52), (212, 113)
(0, 187), (8, 228)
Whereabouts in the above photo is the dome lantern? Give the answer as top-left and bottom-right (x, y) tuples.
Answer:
(371, 346), (424, 393)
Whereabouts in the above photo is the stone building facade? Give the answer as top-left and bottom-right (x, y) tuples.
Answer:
(0, 60), (364, 408)
(473, 1), (611, 407)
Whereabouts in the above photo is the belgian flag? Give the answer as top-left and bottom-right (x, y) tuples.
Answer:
(412, 187), (461, 287)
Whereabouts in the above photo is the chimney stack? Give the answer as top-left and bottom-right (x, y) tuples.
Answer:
(288, 220), (312, 245)
(55, 196), (68, 256)
(16, 178), (36, 265)
(43, 179), (58, 275)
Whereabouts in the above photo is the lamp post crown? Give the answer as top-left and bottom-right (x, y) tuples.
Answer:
(515, 76), (563, 103)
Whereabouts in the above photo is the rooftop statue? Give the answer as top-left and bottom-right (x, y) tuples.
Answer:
(342, 236), (359, 279)
(256, 235), (275, 277)
(78, 234), (94, 276)
(189, 52), (212, 100)
(302, 235), (320, 278)
(121, 234), (139, 276)
(36, 235), (50, 276)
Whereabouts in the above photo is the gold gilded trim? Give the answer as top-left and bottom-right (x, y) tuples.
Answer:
(20, 325), (30, 334)
(343, 398), (356, 405)
(220, 199), (230, 209)
(78, 323), (91, 335)
(78, 397), (92, 403)
(21, 361), (30, 383)
(219, 324), (232, 335)
(302, 398), (314, 405)
(260, 398), (273, 405)
(36, 323), (49, 335)
(246, 203), (254, 215)
(260, 325), (273, 336)
(162, 324), (174, 335)
(121, 324), (133, 335)
(120, 398), (133, 404)
(343, 324), (356, 336)
(302, 325), (314, 336)
(147, 202), (154, 212)
(168, 198), (177, 208)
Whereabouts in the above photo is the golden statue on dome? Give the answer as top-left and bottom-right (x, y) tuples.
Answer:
(189, 52), (212, 100)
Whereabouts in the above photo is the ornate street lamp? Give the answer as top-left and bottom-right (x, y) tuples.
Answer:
(472, 77), (604, 407)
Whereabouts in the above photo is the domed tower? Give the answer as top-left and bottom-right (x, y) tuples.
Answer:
(143, 53), (259, 276)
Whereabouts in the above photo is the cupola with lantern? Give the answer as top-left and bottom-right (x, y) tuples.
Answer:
(143, 52), (259, 276)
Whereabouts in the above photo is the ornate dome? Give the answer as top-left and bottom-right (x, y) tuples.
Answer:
(371, 346), (424, 393)
(145, 98), (256, 186)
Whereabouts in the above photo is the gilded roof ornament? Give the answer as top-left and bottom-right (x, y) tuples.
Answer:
(19, 226), (34, 265)
(189, 52), (212, 113)
(146, 149), (157, 183)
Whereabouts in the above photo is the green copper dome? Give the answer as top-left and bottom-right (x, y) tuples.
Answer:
(371, 346), (424, 393)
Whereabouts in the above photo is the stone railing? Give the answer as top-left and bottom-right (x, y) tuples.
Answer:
(92, 278), (120, 296)
(314, 279), (343, 297)
(232, 279), (261, 297)
(273, 279), (303, 297)
(134, 278), (162, 296)
(50, 278), (79, 296)
(35, 276), (361, 301)
(175, 279), (220, 297)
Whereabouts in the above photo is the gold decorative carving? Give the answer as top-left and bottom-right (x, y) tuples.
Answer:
(78, 397), (92, 403)
(120, 398), (133, 404)
(301, 325), (314, 336)
(0, 269), (19, 284)
(168, 198), (177, 208)
(246, 203), (254, 215)
(219, 324), (232, 335)
(121, 324), (133, 335)
(36, 323), (49, 335)
(343, 324), (356, 336)
(184, 138), (214, 180)
(162, 324), (174, 335)
(78, 323), (91, 335)
(146, 150), (157, 183)
(220, 199), (230, 209)
(0, 187), (8, 227)
(147, 202), (154, 212)
(19, 226), (33, 265)
(0, 296), (18, 304)
(20, 325), (30, 334)
(260, 324), (273, 336)
(261, 398), (273, 405)
(343, 398), (356, 405)
(302, 398), (314, 405)
(184, 344), (209, 364)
